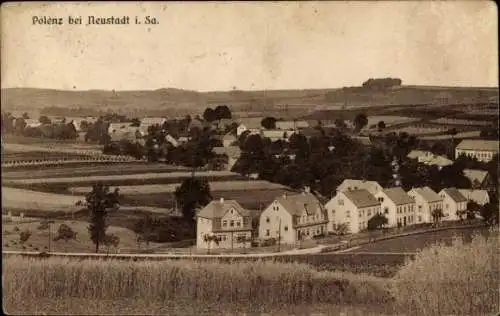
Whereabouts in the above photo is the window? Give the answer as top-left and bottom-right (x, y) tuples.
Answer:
(367, 210), (371, 217)
(222, 220), (227, 227)
(378, 197), (384, 202)
(236, 221), (241, 227)
(230, 209), (234, 214)
(418, 205), (422, 212)
(418, 216), (422, 222)
(230, 220), (234, 227)
(266, 229), (270, 236)
(338, 199), (344, 206)
(445, 204), (449, 209)
(346, 210), (350, 218)
(284, 226), (288, 232)
(266, 217), (270, 223)
(384, 207), (389, 214)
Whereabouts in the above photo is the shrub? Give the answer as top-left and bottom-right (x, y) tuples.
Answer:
(19, 230), (32, 244)
(53, 224), (77, 242)
(13, 226), (20, 232)
(37, 221), (50, 230)
(391, 233), (499, 315)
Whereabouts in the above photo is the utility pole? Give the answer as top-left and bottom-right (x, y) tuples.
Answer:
(278, 218), (281, 252)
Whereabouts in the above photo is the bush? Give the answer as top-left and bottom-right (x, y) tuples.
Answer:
(13, 226), (20, 232)
(391, 233), (499, 315)
(37, 221), (50, 230)
(53, 224), (77, 242)
(19, 230), (32, 244)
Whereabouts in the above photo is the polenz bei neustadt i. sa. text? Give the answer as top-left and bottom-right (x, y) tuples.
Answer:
(32, 16), (159, 25)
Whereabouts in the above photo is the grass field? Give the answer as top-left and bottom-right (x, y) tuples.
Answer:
(2, 187), (83, 213)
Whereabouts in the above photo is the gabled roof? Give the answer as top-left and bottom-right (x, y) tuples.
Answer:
(197, 199), (250, 219)
(407, 150), (433, 159)
(456, 140), (499, 152)
(463, 169), (489, 184)
(409, 187), (442, 203)
(213, 146), (241, 159)
(381, 187), (414, 205)
(458, 189), (490, 205)
(276, 192), (324, 217)
(336, 179), (382, 195)
(343, 189), (380, 208)
(440, 188), (467, 203)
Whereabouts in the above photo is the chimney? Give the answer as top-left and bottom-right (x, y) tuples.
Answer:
(220, 197), (224, 204)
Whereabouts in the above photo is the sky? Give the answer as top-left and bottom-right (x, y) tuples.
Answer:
(1, 1), (498, 91)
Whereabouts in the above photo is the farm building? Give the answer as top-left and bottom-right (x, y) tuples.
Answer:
(259, 187), (328, 245)
(407, 187), (443, 224)
(325, 189), (381, 234)
(438, 188), (467, 221)
(455, 140), (499, 162)
(374, 187), (416, 228)
(196, 198), (253, 250)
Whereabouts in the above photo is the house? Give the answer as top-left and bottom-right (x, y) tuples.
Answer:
(236, 117), (264, 136)
(407, 150), (453, 168)
(325, 189), (381, 234)
(463, 169), (492, 189)
(375, 187), (416, 228)
(455, 140), (499, 162)
(335, 179), (383, 196)
(212, 146), (241, 171)
(222, 134), (237, 147)
(275, 120), (310, 130)
(407, 187), (443, 224)
(108, 122), (134, 135)
(259, 187), (328, 245)
(438, 188), (468, 221)
(458, 189), (490, 206)
(140, 117), (167, 127)
(261, 129), (295, 142)
(298, 128), (324, 140)
(196, 198), (253, 249)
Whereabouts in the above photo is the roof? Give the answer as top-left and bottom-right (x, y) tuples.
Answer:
(463, 169), (488, 184)
(441, 188), (468, 203)
(140, 117), (166, 126)
(458, 189), (490, 205)
(343, 189), (380, 208)
(456, 140), (499, 152)
(381, 187), (414, 205)
(276, 192), (324, 217)
(336, 179), (382, 195)
(197, 199), (250, 218)
(108, 122), (134, 132)
(407, 150), (433, 159)
(238, 117), (264, 129)
(213, 146), (241, 159)
(410, 187), (442, 203)
(275, 120), (310, 130)
(262, 130), (294, 140)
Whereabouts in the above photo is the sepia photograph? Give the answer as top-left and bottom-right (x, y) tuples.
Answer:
(1, 1), (499, 315)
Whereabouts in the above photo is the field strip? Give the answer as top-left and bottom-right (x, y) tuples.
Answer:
(4, 170), (239, 185)
(2, 187), (83, 212)
(68, 181), (287, 195)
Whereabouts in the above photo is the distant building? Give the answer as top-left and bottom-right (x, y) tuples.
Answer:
(212, 146), (241, 171)
(455, 140), (499, 162)
(261, 129), (295, 142)
(438, 188), (468, 221)
(196, 198), (253, 250)
(335, 179), (383, 196)
(275, 120), (310, 130)
(259, 187), (328, 245)
(24, 119), (42, 128)
(236, 117), (264, 136)
(407, 150), (453, 168)
(325, 189), (381, 234)
(222, 134), (237, 147)
(458, 189), (490, 206)
(463, 169), (492, 189)
(407, 187), (443, 224)
(140, 117), (167, 127)
(375, 187), (416, 228)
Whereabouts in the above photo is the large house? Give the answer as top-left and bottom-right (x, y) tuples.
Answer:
(455, 140), (499, 162)
(375, 187), (416, 228)
(458, 189), (490, 206)
(438, 188), (468, 221)
(196, 198), (253, 249)
(335, 179), (383, 196)
(325, 189), (381, 234)
(407, 187), (443, 224)
(259, 188), (328, 245)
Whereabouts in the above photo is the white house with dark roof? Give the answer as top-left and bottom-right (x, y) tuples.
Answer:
(438, 188), (468, 221)
(458, 189), (490, 206)
(407, 187), (443, 224)
(335, 179), (383, 196)
(259, 187), (328, 245)
(325, 189), (381, 234)
(375, 187), (416, 228)
(455, 140), (499, 162)
(196, 198), (253, 249)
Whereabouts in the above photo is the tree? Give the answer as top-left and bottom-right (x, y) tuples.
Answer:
(334, 118), (346, 130)
(203, 234), (220, 254)
(377, 121), (386, 131)
(102, 233), (120, 254)
(335, 223), (349, 236)
(39, 115), (51, 125)
(131, 118), (141, 127)
(367, 213), (389, 230)
(19, 229), (32, 244)
(354, 113), (368, 131)
(203, 107), (217, 122)
(174, 177), (212, 221)
(261, 117), (277, 129)
(53, 224), (77, 242)
(236, 235), (252, 253)
(81, 183), (120, 253)
(431, 208), (444, 226)
(480, 202), (499, 226)
(214, 105), (232, 120)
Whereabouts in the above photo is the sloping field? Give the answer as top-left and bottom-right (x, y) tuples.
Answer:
(365, 116), (421, 129)
(68, 181), (287, 195)
(2, 187), (83, 213)
(419, 131), (481, 140)
(4, 171), (240, 186)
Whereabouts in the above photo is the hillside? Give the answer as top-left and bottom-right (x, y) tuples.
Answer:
(1, 85), (498, 118)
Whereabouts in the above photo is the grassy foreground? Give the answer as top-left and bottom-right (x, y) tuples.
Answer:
(3, 233), (498, 315)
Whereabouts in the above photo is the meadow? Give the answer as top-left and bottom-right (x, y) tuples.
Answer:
(3, 233), (498, 315)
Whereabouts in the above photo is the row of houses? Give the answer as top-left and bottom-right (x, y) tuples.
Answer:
(196, 179), (491, 249)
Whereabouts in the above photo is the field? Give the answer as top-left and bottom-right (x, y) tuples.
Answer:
(364, 116), (421, 129)
(2, 187), (83, 213)
(3, 233), (498, 315)
(387, 126), (447, 135)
